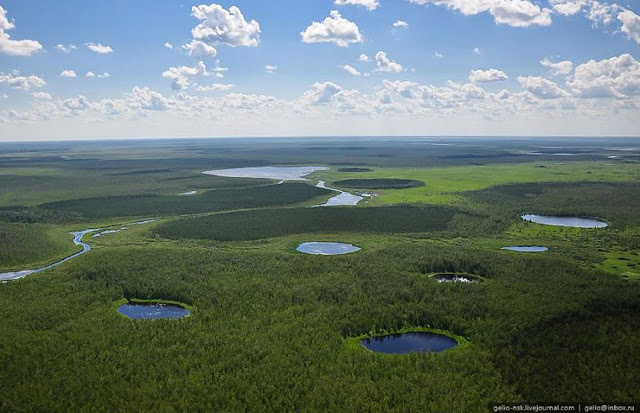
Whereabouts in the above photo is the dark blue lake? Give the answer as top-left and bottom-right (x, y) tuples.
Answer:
(360, 332), (458, 354)
(118, 303), (190, 320)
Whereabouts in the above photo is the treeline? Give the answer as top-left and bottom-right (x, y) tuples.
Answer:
(333, 179), (425, 189)
(39, 183), (330, 219)
(154, 205), (466, 241)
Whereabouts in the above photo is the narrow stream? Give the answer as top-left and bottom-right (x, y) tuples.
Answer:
(0, 229), (99, 282)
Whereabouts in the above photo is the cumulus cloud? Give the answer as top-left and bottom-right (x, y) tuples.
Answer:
(393, 20), (409, 28)
(86, 71), (110, 79)
(0, 6), (43, 56)
(541, 57), (574, 75)
(587, 1), (620, 26)
(334, 0), (379, 10)
(189, 4), (260, 48)
(86, 42), (113, 54)
(31, 91), (52, 100)
(0, 70), (45, 89)
(59, 70), (77, 78)
(162, 61), (209, 90)
(182, 40), (217, 58)
(566, 53), (640, 98)
(409, 0), (552, 27)
(469, 68), (508, 83)
(434, 51), (444, 59)
(265, 65), (278, 73)
(550, 0), (588, 16)
(303, 81), (344, 104)
(164, 42), (173, 50)
(518, 76), (569, 99)
(300, 10), (363, 47)
(473, 47), (481, 55)
(55, 44), (76, 53)
(341, 64), (362, 76)
(618, 9), (640, 44)
(375, 51), (403, 73)
(195, 83), (235, 92)
(359, 54), (370, 62)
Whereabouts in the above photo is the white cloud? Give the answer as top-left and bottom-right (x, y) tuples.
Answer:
(541, 57), (574, 75)
(334, 0), (379, 10)
(59, 70), (77, 78)
(162, 61), (209, 90)
(86, 71), (110, 79)
(359, 54), (370, 62)
(190, 4), (260, 48)
(408, 0), (552, 28)
(0, 70), (45, 89)
(566, 53), (640, 98)
(473, 47), (481, 55)
(550, 0), (587, 16)
(85, 42), (113, 54)
(393, 20), (409, 28)
(302, 81), (344, 104)
(182, 40), (217, 58)
(31, 91), (52, 100)
(196, 83), (235, 92)
(434, 51), (444, 59)
(618, 9), (640, 45)
(341, 64), (362, 76)
(469, 68), (508, 83)
(587, 1), (620, 26)
(518, 76), (569, 99)
(265, 65), (278, 73)
(0, 6), (43, 56)
(374, 51), (403, 73)
(55, 44), (76, 53)
(300, 10), (363, 47)
(164, 42), (173, 50)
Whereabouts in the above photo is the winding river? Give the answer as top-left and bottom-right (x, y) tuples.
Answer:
(1, 219), (157, 282)
(0, 229), (98, 282)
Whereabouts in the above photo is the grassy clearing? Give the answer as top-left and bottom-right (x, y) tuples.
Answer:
(314, 161), (640, 205)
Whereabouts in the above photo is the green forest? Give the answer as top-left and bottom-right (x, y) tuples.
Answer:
(0, 138), (639, 412)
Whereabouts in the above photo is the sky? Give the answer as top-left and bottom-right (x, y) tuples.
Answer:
(0, 0), (639, 141)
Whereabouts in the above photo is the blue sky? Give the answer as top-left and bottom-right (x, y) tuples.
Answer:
(0, 0), (639, 140)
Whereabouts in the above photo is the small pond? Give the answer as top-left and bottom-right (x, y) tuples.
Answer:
(501, 246), (549, 252)
(296, 242), (361, 255)
(360, 332), (458, 354)
(522, 214), (607, 228)
(203, 166), (329, 181)
(118, 302), (190, 320)
(433, 273), (478, 283)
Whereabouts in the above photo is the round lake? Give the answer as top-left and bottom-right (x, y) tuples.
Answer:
(521, 214), (607, 228)
(501, 246), (549, 252)
(118, 302), (190, 320)
(360, 332), (458, 354)
(296, 242), (361, 255)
